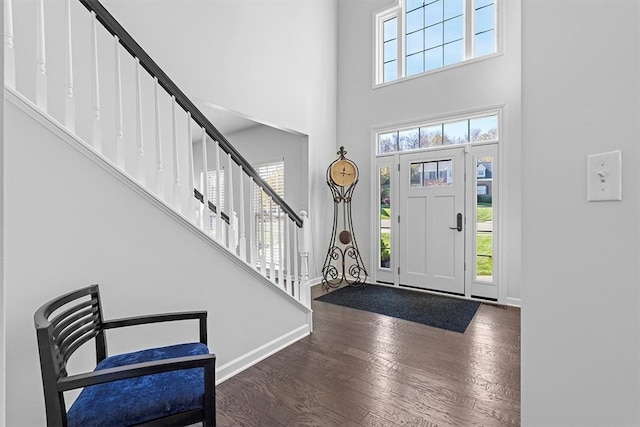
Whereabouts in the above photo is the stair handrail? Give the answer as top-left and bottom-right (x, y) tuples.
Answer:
(78, 0), (303, 228)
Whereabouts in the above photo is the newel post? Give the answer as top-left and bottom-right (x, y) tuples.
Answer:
(298, 210), (311, 306)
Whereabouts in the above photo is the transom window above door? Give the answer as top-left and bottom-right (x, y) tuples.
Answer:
(376, 113), (498, 155)
(376, 0), (498, 85)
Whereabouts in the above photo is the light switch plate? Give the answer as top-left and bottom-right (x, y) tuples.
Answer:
(587, 150), (622, 201)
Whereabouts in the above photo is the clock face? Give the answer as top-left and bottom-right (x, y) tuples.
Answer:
(330, 159), (358, 187)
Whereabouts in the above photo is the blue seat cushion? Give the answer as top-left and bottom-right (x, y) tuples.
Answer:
(67, 342), (210, 427)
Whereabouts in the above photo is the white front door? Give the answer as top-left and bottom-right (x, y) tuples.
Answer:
(399, 148), (465, 294)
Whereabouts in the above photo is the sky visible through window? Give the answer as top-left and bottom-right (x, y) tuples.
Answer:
(379, 0), (496, 84)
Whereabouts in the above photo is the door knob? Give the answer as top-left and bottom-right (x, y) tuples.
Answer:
(449, 213), (462, 232)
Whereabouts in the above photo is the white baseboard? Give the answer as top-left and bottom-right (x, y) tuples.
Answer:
(307, 276), (323, 288)
(215, 324), (311, 384)
(507, 297), (521, 307)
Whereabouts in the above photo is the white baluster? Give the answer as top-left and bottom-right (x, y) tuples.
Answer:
(249, 178), (257, 267)
(214, 140), (223, 242)
(226, 154), (236, 253)
(134, 58), (145, 185)
(90, 11), (101, 152)
(35, 0), (47, 111)
(299, 210), (310, 306)
(260, 190), (267, 277)
(201, 128), (210, 234)
(293, 218), (299, 299)
(233, 212), (239, 253)
(285, 217), (292, 295)
(278, 207), (283, 287)
(171, 96), (182, 213)
(186, 112), (197, 223)
(4, 0), (15, 89)
(114, 37), (124, 169)
(269, 199), (275, 283)
(64, 0), (75, 132)
(238, 169), (247, 262)
(153, 77), (164, 199)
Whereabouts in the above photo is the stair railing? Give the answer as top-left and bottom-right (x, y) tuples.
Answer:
(4, 0), (310, 304)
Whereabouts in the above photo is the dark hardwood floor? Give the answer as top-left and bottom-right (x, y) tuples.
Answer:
(216, 285), (521, 426)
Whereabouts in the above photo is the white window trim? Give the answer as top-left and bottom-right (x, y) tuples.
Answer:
(373, 0), (503, 88)
(375, 5), (402, 85)
(374, 108), (502, 156)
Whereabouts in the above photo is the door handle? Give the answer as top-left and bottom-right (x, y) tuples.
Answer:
(449, 213), (462, 232)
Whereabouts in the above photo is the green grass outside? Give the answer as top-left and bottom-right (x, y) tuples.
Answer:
(380, 231), (391, 251)
(476, 233), (492, 277)
(477, 205), (493, 222)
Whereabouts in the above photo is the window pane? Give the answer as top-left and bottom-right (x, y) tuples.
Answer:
(470, 115), (498, 141)
(420, 124), (443, 147)
(425, 46), (443, 70)
(378, 131), (398, 153)
(443, 120), (468, 144)
(424, 0), (443, 26)
(476, 231), (493, 281)
(476, 0), (494, 8)
(443, 39), (464, 65)
(410, 163), (423, 186)
(475, 4), (495, 34)
(254, 161), (285, 267)
(379, 166), (392, 268)
(380, 230), (392, 268)
(475, 29), (495, 57)
(207, 170), (224, 235)
(444, 15), (463, 43)
(443, 0), (463, 19)
(422, 162), (436, 186)
(384, 40), (397, 62)
(476, 155), (493, 282)
(383, 17), (398, 42)
(407, 52), (424, 76)
(425, 23), (443, 49)
(407, 8), (424, 33)
(399, 128), (420, 151)
(384, 60), (398, 82)
(437, 160), (453, 185)
(407, 0), (423, 12)
(407, 30), (424, 55)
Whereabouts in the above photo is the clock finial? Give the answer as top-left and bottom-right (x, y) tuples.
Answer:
(337, 146), (347, 159)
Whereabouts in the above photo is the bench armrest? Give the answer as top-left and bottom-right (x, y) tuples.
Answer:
(102, 311), (207, 344)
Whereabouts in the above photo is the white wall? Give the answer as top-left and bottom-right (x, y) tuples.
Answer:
(521, 0), (640, 425)
(3, 95), (310, 427)
(336, 0), (522, 302)
(1, 0), (5, 424)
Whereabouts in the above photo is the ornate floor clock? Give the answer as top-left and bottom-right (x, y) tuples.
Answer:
(322, 146), (368, 289)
